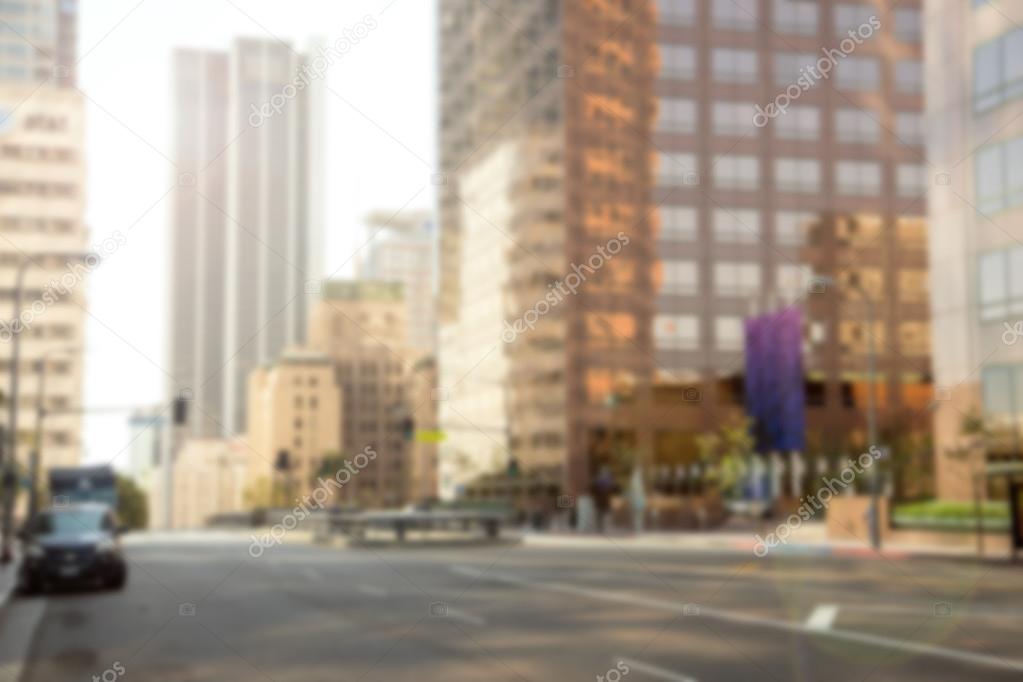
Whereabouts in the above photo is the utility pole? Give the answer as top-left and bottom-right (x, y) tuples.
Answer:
(816, 275), (882, 550)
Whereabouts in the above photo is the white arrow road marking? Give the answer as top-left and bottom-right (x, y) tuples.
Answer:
(805, 605), (839, 631)
(619, 657), (698, 682)
(445, 607), (486, 626)
(449, 567), (1023, 673)
(358, 585), (388, 597)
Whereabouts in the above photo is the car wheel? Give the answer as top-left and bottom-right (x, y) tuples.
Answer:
(106, 570), (127, 591)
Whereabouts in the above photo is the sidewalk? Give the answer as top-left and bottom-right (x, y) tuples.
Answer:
(522, 525), (1014, 562)
(0, 557), (18, 611)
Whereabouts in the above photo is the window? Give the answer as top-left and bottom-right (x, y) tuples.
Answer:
(715, 317), (745, 351)
(775, 211), (814, 245)
(900, 270), (928, 303)
(774, 52), (818, 87)
(973, 28), (1023, 112)
(979, 246), (1023, 321)
(836, 57), (880, 91)
(975, 137), (1023, 213)
(712, 0), (757, 31)
(899, 322), (929, 356)
(894, 8), (921, 43)
(774, 0), (818, 35)
(659, 207), (698, 241)
(833, 3), (877, 35)
(897, 164), (927, 198)
(835, 108), (880, 144)
(657, 0), (695, 26)
(657, 98), (697, 133)
(714, 262), (761, 296)
(895, 112), (925, 145)
(655, 315), (700, 350)
(774, 106), (820, 140)
(775, 158), (820, 193)
(981, 365), (1023, 435)
(895, 60), (923, 93)
(712, 48), (758, 84)
(713, 155), (759, 190)
(713, 209), (760, 243)
(656, 152), (698, 186)
(836, 161), (882, 195)
(713, 101), (758, 137)
(660, 44), (697, 80)
(661, 261), (699, 295)
(777, 264), (813, 294)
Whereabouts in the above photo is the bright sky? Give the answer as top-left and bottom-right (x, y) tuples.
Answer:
(78, 0), (437, 466)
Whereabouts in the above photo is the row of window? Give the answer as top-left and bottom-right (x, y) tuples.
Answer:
(660, 45), (922, 93)
(654, 315), (929, 354)
(658, 261), (929, 301)
(657, 0), (921, 42)
(656, 154), (927, 197)
(659, 261), (811, 297)
(657, 99), (924, 145)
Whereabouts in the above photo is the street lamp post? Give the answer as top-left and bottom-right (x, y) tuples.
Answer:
(1, 253), (94, 564)
(28, 346), (82, 520)
(816, 275), (882, 550)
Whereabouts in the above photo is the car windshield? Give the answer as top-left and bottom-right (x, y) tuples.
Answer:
(32, 509), (107, 537)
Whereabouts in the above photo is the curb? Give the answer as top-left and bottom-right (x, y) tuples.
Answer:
(0, 560), (18, 612)
(524, 534), (1007, 563)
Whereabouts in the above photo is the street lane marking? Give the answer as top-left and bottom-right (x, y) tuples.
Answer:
(451, 567), (1023, 674)
(359, 585), (388, 597)
(619, 657), (698, 682)
(805, 605), (839, 631)
(445, 607), (486, 627)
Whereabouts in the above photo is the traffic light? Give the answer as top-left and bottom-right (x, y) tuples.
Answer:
(402, 417), (415, 442)
(173, 397), (188, 426)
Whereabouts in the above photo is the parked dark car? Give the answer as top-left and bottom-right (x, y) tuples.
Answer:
(18, 504), (128, 593)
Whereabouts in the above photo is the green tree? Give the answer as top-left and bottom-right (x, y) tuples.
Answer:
(697, 417), (754, 498)
(115, 475), (149, 530)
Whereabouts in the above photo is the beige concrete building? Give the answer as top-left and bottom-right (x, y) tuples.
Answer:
(0, 84), (89, 473)
(171, 438), (253, 529)
(247, 347), (342, 499)
(308, 281), (413, 508)
(927, 0), (1023, 500)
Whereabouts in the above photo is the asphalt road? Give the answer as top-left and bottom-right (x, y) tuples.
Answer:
(0, 532), (1021, 681)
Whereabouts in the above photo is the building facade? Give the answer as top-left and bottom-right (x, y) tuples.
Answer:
(167, 39), (326, 446)
(0, 84), (88, 472)
(171, 438), (254, 529)
(0, 0), (77, 87)
(308, 281), (413, 507)
(928, 0), (1023, 500)
(246, 347), (342, 499)
(438, 0), (930, 500)
(358, 210), (438, 357)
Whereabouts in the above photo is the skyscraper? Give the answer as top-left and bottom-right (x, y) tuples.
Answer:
(358, 210), (438, 356)
(168, 39), (325, 441)
(0, 0), (77, 87)
(437, 0), (930, 501)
